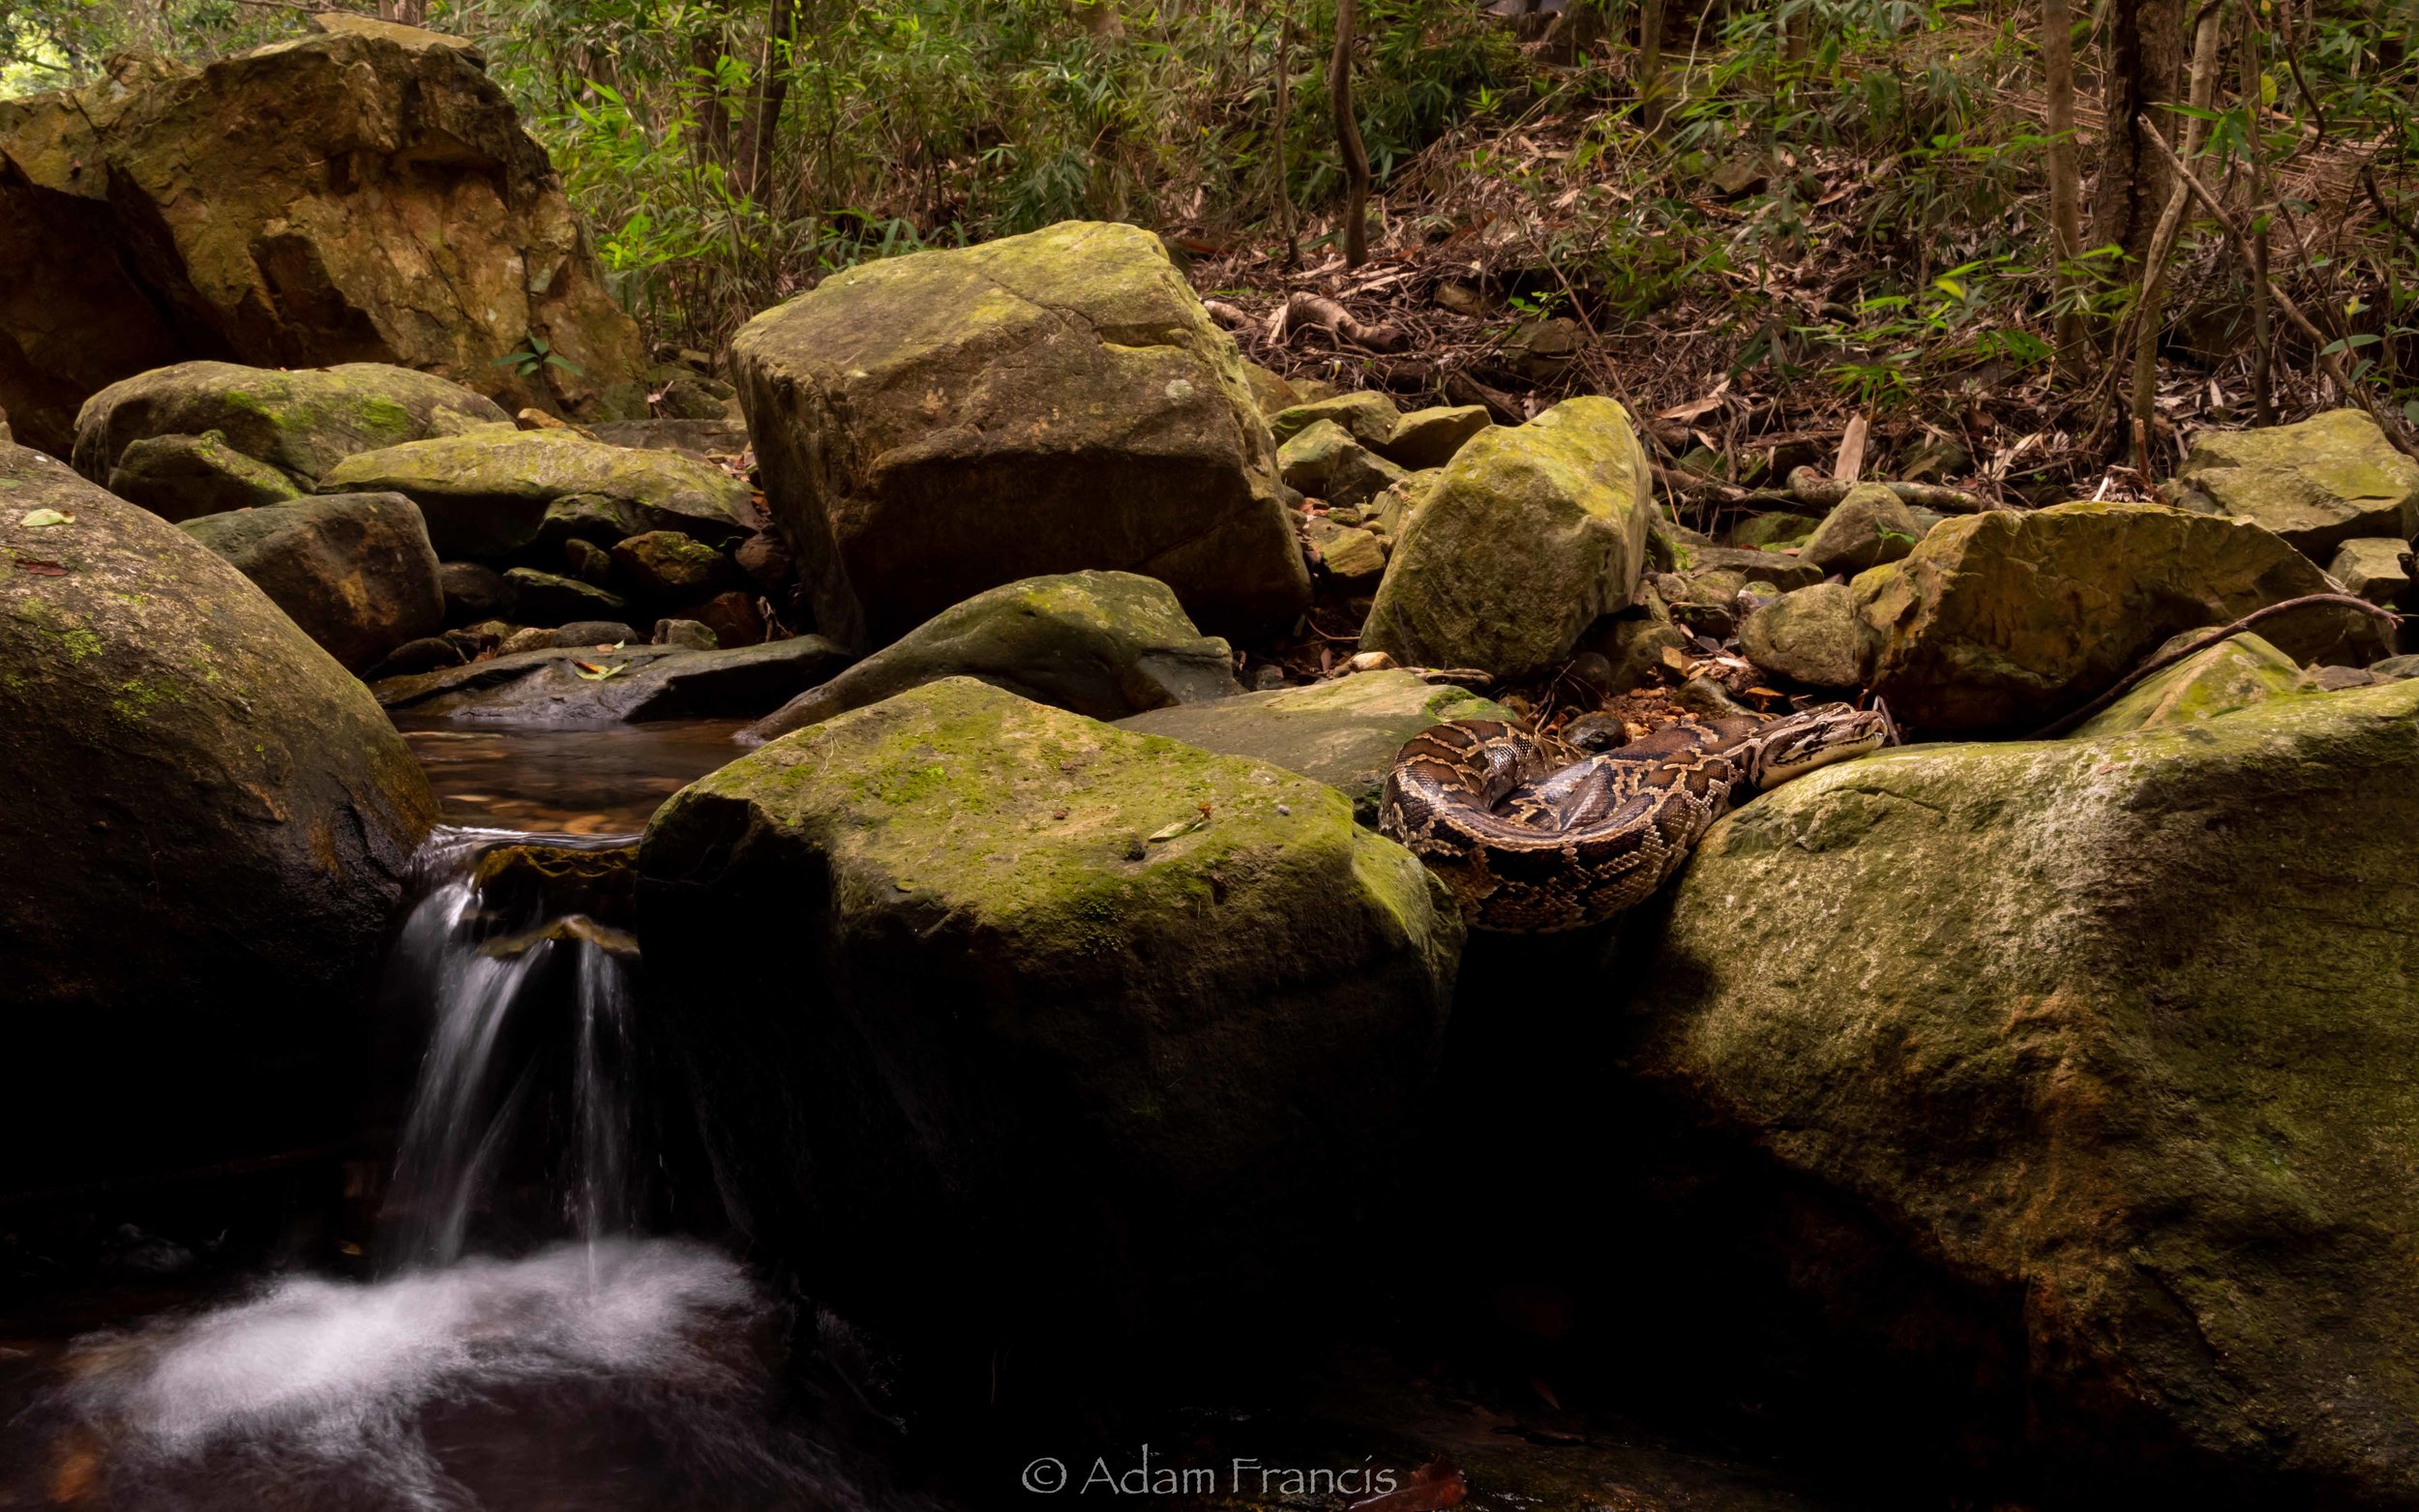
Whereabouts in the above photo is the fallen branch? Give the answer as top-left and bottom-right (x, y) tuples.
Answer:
(2140, 118), (2419, 461)
(2029, 593), (2400, 738)
(1277, 291), (1405, 352)
(1783, 466), (1992, 514)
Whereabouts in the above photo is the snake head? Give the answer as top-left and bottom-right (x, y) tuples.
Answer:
(1747, 701), (1898, 788)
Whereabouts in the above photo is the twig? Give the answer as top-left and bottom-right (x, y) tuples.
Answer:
(1782, 467), (1992, 514)
(2139, 118), (2419, 460)
(2030, 593), (2399, 738)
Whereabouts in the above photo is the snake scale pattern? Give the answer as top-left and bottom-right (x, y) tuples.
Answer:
(1380, 703), (1897, 933)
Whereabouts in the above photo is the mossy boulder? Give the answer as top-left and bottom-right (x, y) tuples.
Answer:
(1739, 581), (1872, 689)
(73, 360), (510, 493)
(0, 26), (642, 451)
(181, 491), (444, 671)
(1270, 389), (1402, 447)
(730, 221), (1309, 648)
(1278, 418), (1408, 507)
(103, 430), (305, 520)
(1361, 398), (1654, 677)
(1799, 481), (1922, 575)
(1725, 511), (1822, 550)
(610, 529), (730, 598)
(374, 635), (851, 725)
(742, 570), (1239, 744)
(2171, 408), (2419, 559)
(2068, 630), (2304, 736)
(2327, 536), (2413, 605)
(1621, 680), (2419, 1501)
(321, 428), (752, 558)
(1376, 404), (1492, 469)
(639, 677), (1463, 1350)
(1117, 668), (1511, 825)
(0, 443), (436, 1194)
(1853, 501), (2376, 733)
(499, 565), (627, 625)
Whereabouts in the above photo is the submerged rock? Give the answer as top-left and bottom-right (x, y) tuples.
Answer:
(0, 443), (435, 1193)
(1361, 397), (1654, 677)
(72, 361), (510, 495)
(1623, 680), (2419, 1502)
(375, 636), (849, 725)
(731, 221), (1309, 647)
(741, 571), (1239, 744)
(1117, 668), (1510, 824)
(322, 428), (752, 559)
(0, 23), (641, 458)
(180, 491), (444, 672)
(2171, 407), (2419, 558)
(1854, 501), (2377, 733)
(641, 678), (1462, 1353)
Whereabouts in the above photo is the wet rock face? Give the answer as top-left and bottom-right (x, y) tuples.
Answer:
(730, 220), (1310, 648)
(0, 22), (643, 458)
(0, 442), (436, 1194)
(640, 677), (1462, 1354)
(1621, 681), (2419, 1503)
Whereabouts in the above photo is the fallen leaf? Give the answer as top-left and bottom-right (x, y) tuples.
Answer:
(1146, 815), (1208, 843)
(14, 557), (66, 576)
(573, 661), (629, 681)
(18, 508), (72, 528)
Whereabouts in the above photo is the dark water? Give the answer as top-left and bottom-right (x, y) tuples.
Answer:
(396, 719), (746, 834)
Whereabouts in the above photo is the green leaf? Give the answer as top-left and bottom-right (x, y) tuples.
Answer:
(18, 508), (72, 527)
(573, 660), (629, 681)
(1145, 815), (1208, 843)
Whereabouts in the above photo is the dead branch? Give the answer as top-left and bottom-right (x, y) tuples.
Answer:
(2030, 593), (2399, 738)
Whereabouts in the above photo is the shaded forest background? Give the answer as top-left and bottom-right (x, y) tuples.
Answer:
(5, 0), (2417, 495)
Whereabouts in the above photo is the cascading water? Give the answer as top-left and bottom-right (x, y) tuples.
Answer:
(28, 825), (888, 1512)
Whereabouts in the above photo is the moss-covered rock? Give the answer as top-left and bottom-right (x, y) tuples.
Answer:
(502, 565), (627, 625)
(731, 221), (1309, 647)
(73, 361), (509, 491)
(1854, 501), (2376, 733)
(1117, 668), (1510, 825)
(2068, 630), (2304, 736)
(1725, 511), (1822, 550)
(321, 428), (752, 558)
(1622, 680), (2419, 1501)
(2327, 535), (2413, 605)
(374, 635), (851, 724)
(1270, 389), (1402, 447)
(1376, 404), (1492, 469)
(181, 490), (443, 671)
(1799, 481), (1921, 575)
(1739, 582), (1872, 689)
(639, 677), (1463, 1349)
(1361, 398), (1654, 677)
(1278, 418), (1408, 507)
(0, 442), (435, 1194)
(743, 570), (1239, 744)
(611, 529), (730, 598)
(104, 430), (305, 520)
(1303, 515), (1389, 587)
(0, 26), (642, 449)
(2171, 408), (2419, 558)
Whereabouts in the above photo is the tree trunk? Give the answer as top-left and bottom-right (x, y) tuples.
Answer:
(2126, 1), (2223, 465)
(2091, 0), (2189, 266)
(2043, 0), (2088, 367)
(1639, 0), (1669, 129)
(1275, 0), (1299, 267)
(1330, 0), (1370, 266)
(736, 0), (798, 201)
(2242, 0), (2274, 421)
(691, 9), (734, 173)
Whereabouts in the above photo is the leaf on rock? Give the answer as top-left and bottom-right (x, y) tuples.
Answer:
(18, 509), (73, 528)
(1145, 815), (1208, 843)
(573, 660), (629, 681)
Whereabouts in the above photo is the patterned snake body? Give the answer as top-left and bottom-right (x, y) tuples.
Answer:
(1380, 703), (1897, 933)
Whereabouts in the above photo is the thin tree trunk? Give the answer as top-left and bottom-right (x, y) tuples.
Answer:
(691, 6), (734, 173)
(2243, 0), (2273, 420)
(1639, 0), (1668, 129)
(1330, 0), (1369, 266)
(736, 0), (798, 200)
(2092, 0), (2188, 266)
(2126, 1), (2222, 465)
(1275, 0), (1299, 267)
(2043, 0), (2087, 368)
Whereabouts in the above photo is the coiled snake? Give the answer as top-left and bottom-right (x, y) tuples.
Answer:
(1380, 703), (1897, 933)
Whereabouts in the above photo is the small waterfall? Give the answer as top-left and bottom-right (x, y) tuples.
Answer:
(380, 827), (645, 1270)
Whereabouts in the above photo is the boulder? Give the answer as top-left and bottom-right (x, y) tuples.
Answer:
(1278, 419), (1408, 507)
(1678, 542), (1825, 592)
(1621, 680), (2419, 1502)
(1376, 405), (1492, 469)
(1117, 669), (1511, 824)
(2069, 630), (2304, 736)
(639, 677), (1463, 1350)
(680, 589), (767, 648)
(73, 361), (510, 492)
(437, 560), (515, 625)
(2327, 536), (2413, 605)
(1739, 582), (1872, 689)
(1799, 482), (1922, 576)
(180, 491), (444, 672)
(2171, 408), (2419, 558)
(730, 221), (1309, 647)
(0, 443), (435, 1193)
(1303, 516), (1389, 587)
(374, 636), (851, 725)
(612, 530), (731, 598)
(0, 26), (642, 457)
(103, 431), (304, 521)
(320, 428), (752, 558)
(502, 566), (626, 625)
(742, 571), (1239, 745)
(563, 536), (614, 583)
(1854, 501), (2377, 733)
(1361, 398), (1654, 677)
(654, 618), (718, 650)
(583, 416), (750, 458)
(1725, 511), (1822, 550)
(1270, 389), (1402, 448)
